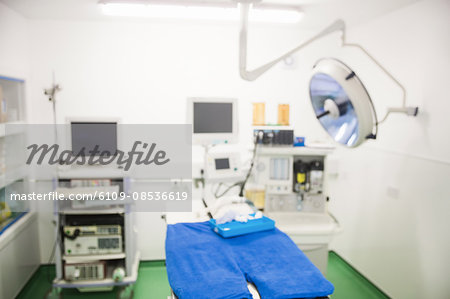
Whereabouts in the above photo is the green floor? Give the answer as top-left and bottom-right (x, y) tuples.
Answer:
(327, 252), (389, 299)
(16, 252), (389, 299)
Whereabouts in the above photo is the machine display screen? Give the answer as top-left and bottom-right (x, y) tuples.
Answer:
(215, 158), (230, 170)
(71, 122), (117, 157)
(193, 102), (233, 133)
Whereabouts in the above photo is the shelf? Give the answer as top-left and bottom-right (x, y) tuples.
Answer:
(52, 276), (136, 288)
(0, 212), (34, 250)
(63, 253), (126, 263)
(0, 166), (26, 189)
(256, 146), (334, 156)
(0, 75), (24, 83)
(57, 166), (126, 179)
(252, 125), (293, 129)
(58, 206), (126, 215)
(0, 121), (26, 138)
(53, 252), (140, 289)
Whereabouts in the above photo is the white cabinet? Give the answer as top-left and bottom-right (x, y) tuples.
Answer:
(0, 75), (39, 298)
(0, 75), (28, 226)
(0, 212), (40, 298)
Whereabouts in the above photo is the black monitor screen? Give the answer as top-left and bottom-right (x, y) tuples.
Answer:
(215, 158), (230, 170)
(193, 102), (233, 133)
(71, 122), (117, 156)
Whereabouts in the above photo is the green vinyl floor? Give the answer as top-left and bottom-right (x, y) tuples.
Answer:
(16, 251), (390, 299)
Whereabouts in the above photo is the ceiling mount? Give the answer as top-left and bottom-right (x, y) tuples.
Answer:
(236, 1), (418, 147)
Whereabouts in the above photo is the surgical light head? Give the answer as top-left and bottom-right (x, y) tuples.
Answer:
(309, 59), (376, 147)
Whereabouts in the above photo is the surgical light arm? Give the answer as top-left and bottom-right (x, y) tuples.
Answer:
(237, 2), (418, 122)
(239, 3), (344, 81)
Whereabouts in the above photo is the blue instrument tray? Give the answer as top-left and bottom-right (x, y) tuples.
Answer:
(209, 214), (275, 238)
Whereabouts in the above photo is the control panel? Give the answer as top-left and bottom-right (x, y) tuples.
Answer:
(256, 156), (293, 194)
(253, 129), (294, 146)
(63, 225), (123, 255)
(205, 152), (241, 180)
(64, 225), (121, 236)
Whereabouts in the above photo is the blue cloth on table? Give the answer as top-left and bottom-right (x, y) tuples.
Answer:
(165, 221), (334, 299)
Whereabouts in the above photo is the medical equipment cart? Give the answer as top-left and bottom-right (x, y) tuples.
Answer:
(47, 171), (139, 299)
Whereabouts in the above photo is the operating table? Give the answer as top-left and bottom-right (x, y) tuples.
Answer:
(164, 201), (334, 299)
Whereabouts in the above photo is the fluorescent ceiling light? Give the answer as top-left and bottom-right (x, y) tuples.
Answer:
(249, 7), (302, 24)
(99, 2), (303, 24)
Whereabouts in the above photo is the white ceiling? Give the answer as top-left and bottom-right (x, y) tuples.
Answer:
(0, 0), (419, 29)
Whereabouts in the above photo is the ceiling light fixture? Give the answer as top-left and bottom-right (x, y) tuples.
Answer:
(98, 1), (303, 24)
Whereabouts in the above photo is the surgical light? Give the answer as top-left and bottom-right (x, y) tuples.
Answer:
(237, 2), (419, 147)
(309, 59), (376, 147)
(99, 1), (303, 24)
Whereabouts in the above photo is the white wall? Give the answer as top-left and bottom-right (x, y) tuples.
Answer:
(0, 2), (29, 79)
(327, 0), (450, 298)
(26, 18), (333, 164)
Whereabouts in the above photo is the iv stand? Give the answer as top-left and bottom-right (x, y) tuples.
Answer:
(44, 72), (62, 143)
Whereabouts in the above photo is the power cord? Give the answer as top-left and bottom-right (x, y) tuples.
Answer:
(46, 238), (57, 284)
(46, 227), (81, 283)
(211, 134), (260, 199)
(63, 228), (80, 240)
(200, 169), (213, 219)
(46, 224), (66, 284)
(214, 182), (241, 198)
(238, 133), (260, 197)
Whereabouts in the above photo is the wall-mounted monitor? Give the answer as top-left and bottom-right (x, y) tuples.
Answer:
(187, 97), (238, 145)
(69, 120), (118, 157)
